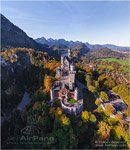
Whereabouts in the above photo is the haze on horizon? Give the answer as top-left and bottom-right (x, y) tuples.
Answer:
(1, 1), (130, 46)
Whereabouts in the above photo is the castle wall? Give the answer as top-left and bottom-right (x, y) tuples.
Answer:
(61, 97), (83, 115)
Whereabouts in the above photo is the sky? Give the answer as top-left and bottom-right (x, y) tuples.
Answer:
(1, 1), (130, 46)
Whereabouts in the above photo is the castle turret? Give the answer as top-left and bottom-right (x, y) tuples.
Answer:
(61, 55), (64, 68)
(50, 87), (54, 102)
(70, 63), (75, 71)
(69, 69), (76, 90)
(56, 67), (61, 78)
(68, 49), (71, 58)
(74, 87), (79, 100)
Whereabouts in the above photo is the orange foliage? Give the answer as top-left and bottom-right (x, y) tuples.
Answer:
(115, 113), (123, 121)
(55, 107), (63, 118)
(105, 104), (115, 115)
(44, 75), (53, 91)
(98, 121), (111, 140)
(44, 60), (60, 71)
(95, 98), (101, 106)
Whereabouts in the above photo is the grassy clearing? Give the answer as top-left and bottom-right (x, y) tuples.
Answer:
(69, 98), (77, 104)
(98, 58), (129, 66)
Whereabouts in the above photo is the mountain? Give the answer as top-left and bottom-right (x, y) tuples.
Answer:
(1, 14), (45, 50)
(102, 44), (130, 52)
(36, 36), (130, 52)
(89, 48), (127, 59)
(35, 37), (48, 45)
(2, 13), (128, 55)
(35, 37), (81, 47)
(86, 43), (130, 52)
(1, 14), (61, 58)
(50, 44), (68, 53)
(35, 37), (90, 54)
(71, 43), (90, 54)
(85, 42), (103, 49)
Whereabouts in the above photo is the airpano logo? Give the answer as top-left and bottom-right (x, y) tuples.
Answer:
(7, 125), (55, 147)
(19, 125), (54, 144)
(20, 125), (40, 136)
(7, 125), (55, 145)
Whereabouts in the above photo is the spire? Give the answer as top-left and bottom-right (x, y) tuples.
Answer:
(68, 49), (71, 58)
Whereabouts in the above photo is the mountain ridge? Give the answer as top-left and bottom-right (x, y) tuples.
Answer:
(1, 14), (41, 49)
(35, 36), (130, 52)
(1, 13), (129, 58)
(1, 14), (61, 58)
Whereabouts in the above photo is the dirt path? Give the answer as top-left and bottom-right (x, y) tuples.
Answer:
(17, 91), (31, 111)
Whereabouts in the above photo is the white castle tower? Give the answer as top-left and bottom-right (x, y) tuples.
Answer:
(74, 87), (79, 100)
(50, 87), (54, 102)
(68, 49), (71, 58)
(56, 67), (61, 78)
(61, 55), (64, 69)
(70, 62), (75, 71)
(69, 63), (76, 90)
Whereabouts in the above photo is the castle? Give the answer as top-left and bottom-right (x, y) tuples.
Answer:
(50, 49), (83, 115)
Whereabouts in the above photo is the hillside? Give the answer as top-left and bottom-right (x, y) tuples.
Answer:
(1, 48), (55, 117)
(88, 48), (127, 59)
(1, 14), (62, 58)
(1, 14), (51, 52)
(103, 44), (130, 52)
(71, 42), (90, 55)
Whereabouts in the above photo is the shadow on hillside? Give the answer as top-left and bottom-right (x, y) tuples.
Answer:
(83, 89), (97, 111)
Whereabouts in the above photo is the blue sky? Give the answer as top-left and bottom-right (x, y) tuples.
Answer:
(1, 1), (130, 46)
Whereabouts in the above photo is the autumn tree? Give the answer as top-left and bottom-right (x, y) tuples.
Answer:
(124, 109), (129, 117)
(88, 85), (96, 93)
(104, 78), (116, 89)
(115, 113), (123, 122)
(94, 81), (99, 92)
(44, 60), (60, 71)
(114, 123), (129, 148)
(55, 107), (63, 118)
(97, 121), (111, 140)
(60, 114), (70, 126)
(89, 114), (97, 123)
(81, 111), (89, 123)
(98, 74), (107, 82)
(105, 103), (115, 116)
(86, 74), (92, 87)
(95, 98), (101, 106)
(115, 124), (124, 139)
(44, 75), (53, 92)
(99, 91), (108, 102)
(112, 84), (129, 106)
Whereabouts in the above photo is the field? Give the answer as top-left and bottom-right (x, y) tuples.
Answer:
(98, 58), (129, 66)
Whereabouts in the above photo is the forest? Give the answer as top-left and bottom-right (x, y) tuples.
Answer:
(1, 48), (129, 149)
